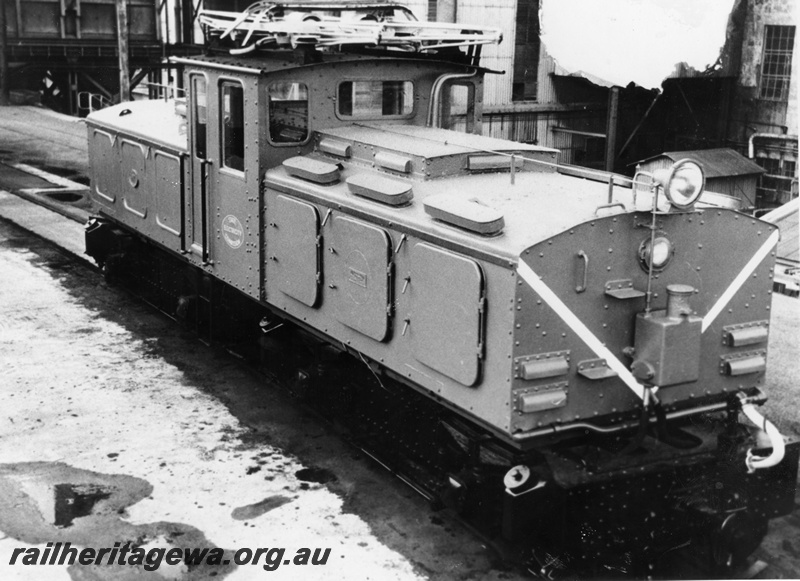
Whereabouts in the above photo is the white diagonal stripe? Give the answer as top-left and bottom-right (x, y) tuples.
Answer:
(516, 260), (645, 400)
(702, 229), (779, 334)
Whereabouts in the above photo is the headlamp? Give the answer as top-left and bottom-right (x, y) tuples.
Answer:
(639, 235), (673, 271)
(654, 159), (705, 210)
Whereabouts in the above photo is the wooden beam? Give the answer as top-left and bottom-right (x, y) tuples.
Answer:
(130, 67), (150, 91)
(80, 72), (114, 101)
(605, 86), (620, 172)
(116, 0), (130, 102)
(0, 0), (9, 105)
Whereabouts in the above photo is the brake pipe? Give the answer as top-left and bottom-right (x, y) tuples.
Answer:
(738, 393), (786, 473)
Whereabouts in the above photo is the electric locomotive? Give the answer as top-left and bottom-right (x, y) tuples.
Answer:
(83, 1), (798, 574)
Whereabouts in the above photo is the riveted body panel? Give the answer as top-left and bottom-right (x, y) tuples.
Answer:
(86, 101), (188, 256)
(410, 242), (485, 386)
(270, 194), (321, 307)
(327, 215), (392, 342)
(153, 151), (183, 243)
(511, 210), (778, 433)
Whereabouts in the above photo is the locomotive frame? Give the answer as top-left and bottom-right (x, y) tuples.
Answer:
(81, 2), (798, 575)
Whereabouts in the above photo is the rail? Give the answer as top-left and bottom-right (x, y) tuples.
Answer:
(77, 91), (111, 115)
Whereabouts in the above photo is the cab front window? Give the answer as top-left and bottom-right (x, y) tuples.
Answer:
(268, 82), (309, 144)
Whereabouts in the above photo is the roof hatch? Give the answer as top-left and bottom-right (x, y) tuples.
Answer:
(347, 174), (413, 206)
(283, 156), (340, 184)
(424, 194), (504, 235)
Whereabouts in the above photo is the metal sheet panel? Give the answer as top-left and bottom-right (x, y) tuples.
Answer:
(329, 216), (391, 342)
(457, 0), (516, 107)
(154, 151), (182, 238)
(411, 243), (484, 386)
(273, 195), (320, 307)
(120, 139), (148, 219)
(91, 129), (116, 205)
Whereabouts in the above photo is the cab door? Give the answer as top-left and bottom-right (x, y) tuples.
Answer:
(204, 76), (261, 300)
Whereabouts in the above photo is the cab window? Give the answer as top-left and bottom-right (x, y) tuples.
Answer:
(221, 82), (244, 172)
(441, 82), (476, 133)
(192, 76), (207, 159)
(337, 80), (414, 118)
(269, 82), (309, 144)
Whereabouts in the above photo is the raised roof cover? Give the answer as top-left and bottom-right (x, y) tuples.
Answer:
(424, 194), (504, 235)
(283, 156), (340, 184)
(346, 174), (413, 205)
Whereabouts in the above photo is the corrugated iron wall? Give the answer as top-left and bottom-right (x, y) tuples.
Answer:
(410, 0), (610, 164)
(409, 0), (517, 106)
(457, 0), (517, 106)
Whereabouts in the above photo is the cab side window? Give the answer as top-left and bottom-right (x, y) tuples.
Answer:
(192, 76), (207, 159)
(269, 82), (309, 144)
(441, 82), (476, 133)
(221, 82), (245, 172)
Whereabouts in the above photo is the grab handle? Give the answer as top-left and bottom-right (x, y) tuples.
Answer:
(576, 250), (588, 293)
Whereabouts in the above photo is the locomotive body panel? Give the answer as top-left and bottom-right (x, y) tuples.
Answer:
(511, 210), (778, 432)
(264, 180), (519, 436)
(199, 70), (262, 298)
(86, 100), (188, 253)
(86, 64), (781, 444)
(327, 215), (393, 342)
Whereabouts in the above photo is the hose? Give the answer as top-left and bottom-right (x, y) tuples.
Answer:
(738, 396), (786, 473)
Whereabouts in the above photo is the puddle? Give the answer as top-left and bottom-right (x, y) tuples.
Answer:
(295, 467), (337, 484)
(230, 495), (293, 520)
(24, 163), (79, 179)
(0, 462), (236, 580)
(45, 191), (85, 203)
(0, 162), (56, 190)
(53, 483), (112, 527)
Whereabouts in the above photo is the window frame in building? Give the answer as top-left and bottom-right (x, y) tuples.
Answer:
(759, 25), (796, 101)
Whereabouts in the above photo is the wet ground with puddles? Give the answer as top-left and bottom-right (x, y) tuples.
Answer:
(0, 462), (236, 580)
(0, 213), (507, 581)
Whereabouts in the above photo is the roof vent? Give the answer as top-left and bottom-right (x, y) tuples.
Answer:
(318, 137), (351, 158)
(283, 156), (340, 184)
(424, 195), (504, 235)
(347, 174), (413, 206)
(375, 151), (412, 173)
(468, 154), (524, 172)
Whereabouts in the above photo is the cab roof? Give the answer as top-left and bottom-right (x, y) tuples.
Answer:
(173, 49), (484, 74)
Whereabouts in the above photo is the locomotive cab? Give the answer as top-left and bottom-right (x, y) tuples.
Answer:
(87, 48), (485, 300)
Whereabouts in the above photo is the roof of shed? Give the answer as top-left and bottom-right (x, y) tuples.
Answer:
(633, 148), (765, 178)
(763, 197), (799, 262)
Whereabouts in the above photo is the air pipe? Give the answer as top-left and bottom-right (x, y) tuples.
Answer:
(427, 70), (477, 128)
(748, 132), (797, 159)
(738, 393), (786, 473)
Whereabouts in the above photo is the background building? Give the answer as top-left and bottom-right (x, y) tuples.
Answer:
(411, 0), (797, 207)
(2, 0), (797, 207)
(720, 0), (798, 207)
